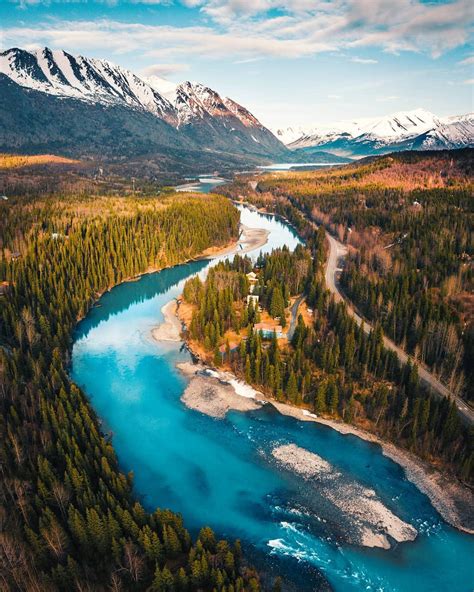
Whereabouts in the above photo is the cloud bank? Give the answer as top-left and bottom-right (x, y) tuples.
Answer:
(2, 0), (473, 62)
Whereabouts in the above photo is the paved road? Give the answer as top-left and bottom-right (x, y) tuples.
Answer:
(287, 295), (305, 341)
(324, 232), (474, 424)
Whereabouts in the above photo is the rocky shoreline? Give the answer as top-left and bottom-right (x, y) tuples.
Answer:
(177, 362), (261, 418)
(175, 354), (474, 536)
(272, 443), (418, 550)
(150, 210), (474, 539)
(151, 300), (182, 342)
(270, 402), (474, 536)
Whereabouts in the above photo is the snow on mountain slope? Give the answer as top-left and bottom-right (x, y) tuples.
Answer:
(0, 47), (177, 124)
(0, 47), (280, 145)
(276, 109), (473, 155)
(174, 81), (225, 126)
(222, 97), (263, 129)
(0, 46), (287, 161)
(275, 126), (314, 145)
(147, 76), (277, 140)
(420, 113), (474, 149)
(359, 108), (439, 139)
(167, 81), (285, 154)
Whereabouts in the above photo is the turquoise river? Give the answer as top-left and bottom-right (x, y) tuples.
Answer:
(71, 203), (474, 591)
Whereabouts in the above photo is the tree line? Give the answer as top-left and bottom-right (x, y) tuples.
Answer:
(252, 152), (473, 400)
(0, 192), (266, 591)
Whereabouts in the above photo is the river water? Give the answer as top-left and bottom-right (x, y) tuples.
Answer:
(71, 195), (473, 591)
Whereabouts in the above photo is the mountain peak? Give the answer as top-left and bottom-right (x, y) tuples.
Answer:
(275, 108), (472, 156)
(0, 46), (286, 162)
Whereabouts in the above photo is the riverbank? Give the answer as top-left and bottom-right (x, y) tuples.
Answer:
(270, 401), (474, 535)
(201, 223), (269, 259)
(151, 300), (182, 341)
(176, 362), (420, 549)
(175, 347), (474, 536)
(272, 443), (418, 550)
(151, 222), (270, 344)
(177, 362), (261, 417)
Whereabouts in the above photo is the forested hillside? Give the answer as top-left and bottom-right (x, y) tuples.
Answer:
(0, 192), (263, 590)
(249, 150), (474, 400)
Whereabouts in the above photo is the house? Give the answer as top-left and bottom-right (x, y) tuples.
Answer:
(254, 322), (284, 339)
(246, 271), (258, 292)
(246, 294), (259, 306)
(11, 251), (21, 261)
(246, 271), (257, 282)
(0, 195), (8, 201)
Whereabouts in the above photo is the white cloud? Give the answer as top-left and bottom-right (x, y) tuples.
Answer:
(463, 78), (474, 84)
(2, 0), (473, 62)
(140, 63), (189, 77)
(351, 57), (378, 64)
(458, 55), (474, 65)
(0, 20), (334, 60)
(328, 94), (342, 99)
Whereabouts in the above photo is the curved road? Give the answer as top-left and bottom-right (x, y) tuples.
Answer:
(287, 295), (305, 341)
(324, 232), (474, 425)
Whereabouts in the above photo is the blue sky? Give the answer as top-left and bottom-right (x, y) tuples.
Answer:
(1, 0), (473, 128)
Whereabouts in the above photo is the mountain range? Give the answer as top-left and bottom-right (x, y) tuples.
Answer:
(0, 47), (472, 171)
(275, 109), (474, 157)
(0, 47), (287, 172)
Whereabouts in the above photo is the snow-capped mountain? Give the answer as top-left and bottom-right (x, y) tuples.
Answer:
(275, 109), (473, 156)
(145, 77), (280, 151)
(0, 47), (286, 164)
(415, 113), (474, 150)
(0, 47), (177, 124)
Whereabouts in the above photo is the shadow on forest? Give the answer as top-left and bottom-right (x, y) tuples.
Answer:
(74, 258), (209, 340)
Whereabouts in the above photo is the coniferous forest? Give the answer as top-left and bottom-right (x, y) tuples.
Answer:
(249, 150), (474, 399)
(1, 149), (473, 591)
(213, 150), (473, 483)
(182, 243), (473, 484)
(0, 191), (264, 591)
(1, 6), (474, 589)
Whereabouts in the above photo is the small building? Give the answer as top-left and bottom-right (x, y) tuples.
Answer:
(11, 251), (21, 261)
(0, 195), (8, 201)
(254, 322), (284, 339)
(247, 272), (258, 292)
(246, 271), (257, 283)
(246, 294), (259, 306)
